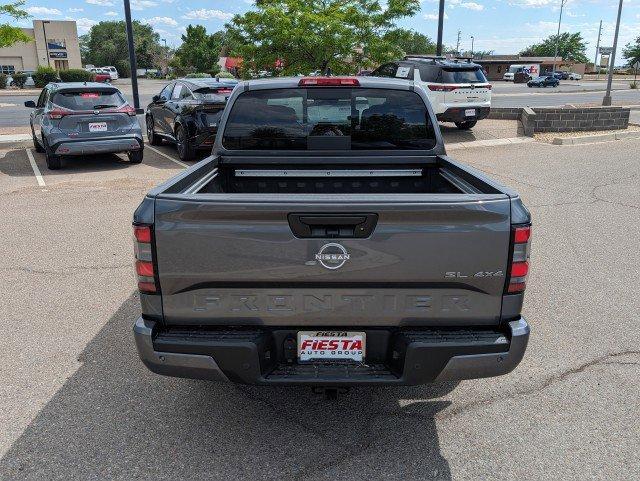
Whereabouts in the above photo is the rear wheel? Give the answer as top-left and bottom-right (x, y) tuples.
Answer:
(455, 120), (477, 130)
(127, 150), (143, 164)
(43, 137), (61, 170)
(175, 125), (194, 161)
(31, 126), (44, 153)
(146, 116), (162, 145)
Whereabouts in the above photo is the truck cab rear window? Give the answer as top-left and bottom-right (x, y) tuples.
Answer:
(222, 88), (436, 150)
(52, 90), (125, 111)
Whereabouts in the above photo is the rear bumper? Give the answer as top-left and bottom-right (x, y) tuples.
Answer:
(437, 106), (491, 123)
(52, 136), (143, 156)
(133, 317), (529, 386)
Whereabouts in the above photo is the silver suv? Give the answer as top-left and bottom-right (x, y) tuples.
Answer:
(25, 82), (143, 170)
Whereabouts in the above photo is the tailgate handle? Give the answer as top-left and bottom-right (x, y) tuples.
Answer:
(288, 214), (378, 238)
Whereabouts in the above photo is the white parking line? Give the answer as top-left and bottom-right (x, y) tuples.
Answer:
(146, 145), (188, 168)
(25, 148), (46, 186)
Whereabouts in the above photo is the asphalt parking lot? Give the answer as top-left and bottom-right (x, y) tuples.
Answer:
(0, 136), (639, 480)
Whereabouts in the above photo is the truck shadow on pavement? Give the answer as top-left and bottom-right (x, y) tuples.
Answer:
(0, 293), (455, 481)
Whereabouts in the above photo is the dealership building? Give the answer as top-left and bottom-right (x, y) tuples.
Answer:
(0, 20), (82, 75)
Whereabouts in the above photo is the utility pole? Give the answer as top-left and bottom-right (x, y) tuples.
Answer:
(470, 35), (474, 59)
(42, 21), (51, 67)
(594, 20), (602, 80)
(162, 38), (168, 77)
(436, 0), (445, 56)
(456, 30), (461, 56)
(123, 0), (140, 111)
(603, 0), (624, 106)
(552, 0), (567, 73)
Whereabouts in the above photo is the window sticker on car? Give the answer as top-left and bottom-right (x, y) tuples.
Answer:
(395, 66), (411, 78)
(80, 93), (100, 98)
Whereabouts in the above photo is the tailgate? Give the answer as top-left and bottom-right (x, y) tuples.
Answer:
(153, 195), (512, 326)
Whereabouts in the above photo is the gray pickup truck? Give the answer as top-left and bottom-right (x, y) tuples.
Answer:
(132, 76), (531, 389)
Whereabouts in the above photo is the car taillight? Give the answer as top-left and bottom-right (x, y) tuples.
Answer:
(298, 77), (360, 87)
(133, 224), (158, 293)
(116, 105), (137, 116)
(427, 84), (458, 91)
(48, 109), (70, 119)
(486, 84), (492, 90)
(216, 88), (233, 94)
(507, 225), (532, 294)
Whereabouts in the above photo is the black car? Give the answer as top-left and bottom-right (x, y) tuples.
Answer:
(527, 75), (560, 88)
(146, 78), (238, 160)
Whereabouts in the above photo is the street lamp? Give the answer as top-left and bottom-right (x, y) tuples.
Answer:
(552, 0), (567, 73)
(162, 38), (168, 76)
(470, 36), (474, 59)
(436, 0), (445, 56)
(123, 0), (140, 111)
(42, 21), (51, 67)
(603, 0), (624, 106)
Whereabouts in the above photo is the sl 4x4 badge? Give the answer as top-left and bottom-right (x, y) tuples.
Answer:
(445, 271), (504, 278)
(306, 243), (350, 270)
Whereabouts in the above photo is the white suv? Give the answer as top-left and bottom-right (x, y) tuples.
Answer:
(102, 66), (119, 80)
(371, 57), (492, 130)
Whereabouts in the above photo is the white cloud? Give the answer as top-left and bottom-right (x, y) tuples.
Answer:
(181, 9), (233, 20)
(75, 17), (97, 34)
(26, 6), (62, 15)
(68, 8), (84, 13)
(131, 0), (158, 10)
(105, 11), (118, 16)
(507, 0), (554, 7)
(460, 2), (484, 10)
(86, 0), (114, 6)
(146, 16), (178, 27)
(424, 12), (448, 20)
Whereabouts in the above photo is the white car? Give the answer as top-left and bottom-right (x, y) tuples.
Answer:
(102, 66), (119, 80)
(568, 72), (582, 80)
(372, 57), (491, 130)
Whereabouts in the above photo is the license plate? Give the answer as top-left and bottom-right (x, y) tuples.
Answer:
(465, 109), (476, 117)
(298, 331), (365, 362)
(88, 122), (108, 132)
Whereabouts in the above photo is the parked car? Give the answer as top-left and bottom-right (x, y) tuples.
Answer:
(555, 71), (570, 80)
(527, 76), (560, 88)
(503, 64), (540, 82)
(568, 72), (582, 80)
(102, 66), (119, 80)
(132, 76), (532, 391)
(6, 71), (35, 88)
(25, 82), (143, 169)
(371, 56), (491, 130)
(146, 78), (238, 161)
(88, 68), (111, 83)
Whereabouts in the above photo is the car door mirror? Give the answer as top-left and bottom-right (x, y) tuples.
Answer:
(153, 94), (166, 103)
(24, 100), (36, 108)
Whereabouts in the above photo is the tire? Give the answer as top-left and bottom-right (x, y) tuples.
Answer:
(31, 126), (44, 153)
(127, 149), (143, 164)
(175, 124), (195, 161)
(455, 120), (477, 130)
(146, 116), (162, 145)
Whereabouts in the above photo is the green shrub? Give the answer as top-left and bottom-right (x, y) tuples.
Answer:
(33, 66), (58, 88)
(185, 72), (211, 78)
(630, 81), (638, 89)
(59, 69), (95, 82)
(215, 71), (235, 79)
(12, 72), (28, 88)
(115, 60), (131, 78)
(0, 73), (7, 89)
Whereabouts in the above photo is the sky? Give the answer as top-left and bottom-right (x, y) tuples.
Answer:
(15, 0), (640, 61)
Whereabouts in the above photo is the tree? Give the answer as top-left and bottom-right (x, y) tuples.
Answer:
(383, 28), (436, 56)
(226, 0), (421, 76)
(520, 32), (588, 63)
(0, 1), (33, 48)
(170, 25), (228, 75)
(623, 36), (640, 67)
(81, 21), (162, 74)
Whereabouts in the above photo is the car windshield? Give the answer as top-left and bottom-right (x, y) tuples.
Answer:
(193, 87), (234, 101)
(441, 68), (487, 84)
(222, 87), (436, 151)
(52, 90), (126, 111)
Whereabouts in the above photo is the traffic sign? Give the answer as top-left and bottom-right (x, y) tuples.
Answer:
(598, 46), (613, 55)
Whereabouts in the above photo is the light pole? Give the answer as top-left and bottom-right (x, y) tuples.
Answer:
(436, 0), (445, 56)
(42, 21), (51, 67)
(552, 0), (567, 73)
(456, 30), (461, 56)
(594, 20), (602, 80)
(123, 0), (140, 111)
(470, 36), (474, 59)
(603, 0), (624, 106)
(162, 38), (168, 76)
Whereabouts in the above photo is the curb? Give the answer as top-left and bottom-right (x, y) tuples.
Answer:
(0, 90), (40, 97)
(0, 134), (31, 143)
(551, 130), (640, 145)
(446, 137), (533, 150)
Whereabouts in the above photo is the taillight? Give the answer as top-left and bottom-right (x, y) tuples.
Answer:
(48, 109), (69, 119)
(427, 84), (458, 91)
(298, 77), (360, 87)
(486, 84), (492, 90)
(133, 224), (158, 293)
(507, 225), (532, 294)
(115, 104), (137, 116)
(216, 88), (233, 94)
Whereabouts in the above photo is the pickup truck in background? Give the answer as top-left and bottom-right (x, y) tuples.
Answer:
(132, 76), (531, 390)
